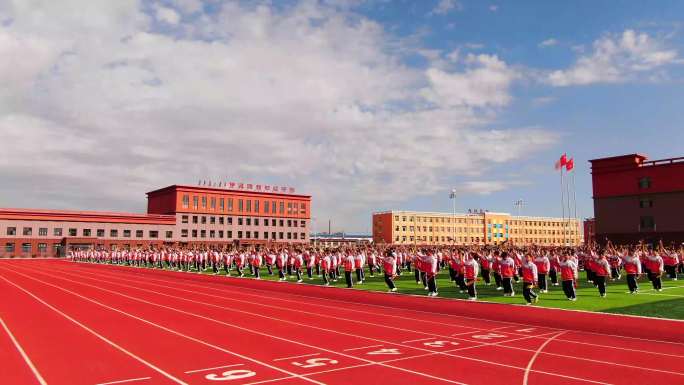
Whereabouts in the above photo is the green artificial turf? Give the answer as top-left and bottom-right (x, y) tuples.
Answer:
(135, 263), (684, 320)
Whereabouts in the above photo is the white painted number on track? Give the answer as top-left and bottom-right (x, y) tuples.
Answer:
(292, 358), (339, 368)
(367, 348), (401, 355)
(205, 370), (256, 381)
(423, 340), (460, 348)
(515, 328), (537, 333)
(471, 333), (506, 340)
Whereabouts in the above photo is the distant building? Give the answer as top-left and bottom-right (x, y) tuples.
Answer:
(590, 153), (684, 245)
(310, 233), (372, 248)
(0, 184), (311, 257)
(372, 210), (581, 246)
(584, 218), (596, 246)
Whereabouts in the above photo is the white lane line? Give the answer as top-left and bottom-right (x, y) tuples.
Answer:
(0, 268), (327, 385)
(26, 265), (613, 385)
(273, 353), (319, 362)
(14, 265), (470, 385)
(0, 315), (48, 385)
(184, 364), (243, 374)
(95, 376), (151, 385)
(0, 275), (187, 385)
(59, 264), (684, 356)
(402, 337), (435, 344)
(522, 332), (567, 385)
(343, 345), (383, 352)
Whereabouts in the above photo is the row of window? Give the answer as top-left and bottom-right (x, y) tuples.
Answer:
(182, 195), (307, 215)
(179, 229), (306, 241)
(181, 216), (306, 228)
(393, 236), (577, 244)
(393, 215), (574, 227)
(393, 226), (577, 236)
(4, 242), (58, 253)
(4, 227), (171, 239)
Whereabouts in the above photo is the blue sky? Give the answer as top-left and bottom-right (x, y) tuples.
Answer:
(1, 0), (683, 233)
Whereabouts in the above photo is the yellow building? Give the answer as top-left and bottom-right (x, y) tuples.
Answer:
(372, 210), (582, 246)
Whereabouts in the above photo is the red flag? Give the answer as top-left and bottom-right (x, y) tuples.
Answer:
(566, 158), (574, 171)
(560, 153), (567, 167)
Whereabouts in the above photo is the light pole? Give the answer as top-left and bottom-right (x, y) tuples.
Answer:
(514, 199), (525, 217)
(450, 189), (457, 245)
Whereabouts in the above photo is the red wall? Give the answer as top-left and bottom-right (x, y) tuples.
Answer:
(591, 156), (684, 198)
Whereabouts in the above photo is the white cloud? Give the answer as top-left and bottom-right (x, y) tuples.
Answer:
(539, 38), (558, 47)
(431, 0), (461, 15)
(548, 29), (680, 86)
(0, 0), (556, 231)
(155, 4), (180, 25)
(421, 54), (518, 108)
(489, 5), (498, 12)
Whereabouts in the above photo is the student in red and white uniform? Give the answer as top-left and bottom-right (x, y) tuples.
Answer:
(235, 252), (245, 277)
(521, 254), (539, 305)
(533, 253), (550, 293)
(330, 252), (339, 282)
(355, 252), (365, 284)
(251, 251), (262, 279)
(549, 253), (560, 286)
(492, 251), (503, 290)
(276, 250), (287, 280)
(343, 253), (355, 288)
(321, 253), (332, 286)
(305, 252), (316, 280)
(593, 254), (611, 298)
(559, 255), (578, 301)
(500, 252), (516, 297)
(463, 253), (479, 301)
(294, 252), (304, 283)
(383, 250), (398, 292)
(621, 248), (642, 294)
(645, 250), (664, 291)
(662, 245), (679, 281)
(368, 251), (378, 277)
(479, 252), (491, 286)
(426, 250), (439, 297)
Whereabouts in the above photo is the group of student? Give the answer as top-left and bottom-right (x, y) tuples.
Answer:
(69, 240), (682, 305)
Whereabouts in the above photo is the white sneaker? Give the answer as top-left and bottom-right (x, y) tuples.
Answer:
(496, 287), (503, 291)
(468, 297), (477, 301)
(510, 292), (515, 297)
(424, 286), (429, 290)
(297, 279), (303, 283)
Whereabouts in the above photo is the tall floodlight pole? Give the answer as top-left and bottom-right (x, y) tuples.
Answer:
(450, 189), (457, 245)
(514, 199), (525, 217)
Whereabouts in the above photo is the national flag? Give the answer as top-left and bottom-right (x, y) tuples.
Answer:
(555, 153), (567, 170)
(566, 158), (574, 171)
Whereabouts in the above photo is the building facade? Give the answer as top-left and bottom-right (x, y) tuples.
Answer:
(0, 184), (311, 257)
(590, 153), (684, 245)
(584, 218), (596, 246)
(372, 210), (581, 246)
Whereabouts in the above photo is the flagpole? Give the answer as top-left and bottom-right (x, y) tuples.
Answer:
(565, 167), (572, 246)
(571, 169), (578, 244)
(560, 165), (565, 246)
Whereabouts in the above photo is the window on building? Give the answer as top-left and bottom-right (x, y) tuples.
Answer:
(209, 230), (215, 238)
(210, 216), (215, 224)
(255, 218), (260, 226)
(181, 229), (188, 238)
(22, 227), (32, 236)
(238, 218), (243, 226)
(165, 231), (173, 239)
(192, 215), (198, 224)
(200, 230), (206, 238)
(192, 230), (198, 238)
(123, 230), (131, 238)
(38, 228), (48, 236)
(5, 243), (14, 253)
(227, 231), (233, 238)
(638, 177), (651, 189)
(54, 228), (62, 236)
(271, 201), (276, 213)
(639, 216), (655, 231)
(38, 243), (47, 253)
(287, 232), (292, 240)
(220, 198), (225, 211)
(182, 194), (190, 209)
(228, 198), (234, 211)
(287, 202), (292, 214)
(272, 232), (277, 240)
(246, 200), (251, 213)
(279, 232), (284, 239)
(182, 215), (188, 224)
(201, 196), (207, 209)
(300, 232), (306, 240)
(97, 229), (105, 237)
(201, 216), (206, 224)
(238, 231), (243, 239)
(238, 199), (244, 212)
(22, 243), (31, 253)
(193, 196), (199, 209)
(254, 200), (260, 213)
(6, 227), (16, 236)
(149, 231), (159, 239)
(219, 216), (224, 225)
(639, 198), (653, 208)
(288, 220), (292, 227)
(264, 232), (269, 239)
(279, 201), (285, 214)
(293, 232), (298, 240)
(210, 197), (216, 210)
(246, 218), (252, 226)
(82, 229), (91, 237)
(136, 230), (143, 238)
(279, 220), (284, 227)
(227, 217), (233, 225)
(300, 220), (306, 228)
(219, 230), (224, 238)
(246, 231), (251, 239)
(264, 201), (269, 213)
(272, 219), (276, 226)
(53, 243), (60, 253)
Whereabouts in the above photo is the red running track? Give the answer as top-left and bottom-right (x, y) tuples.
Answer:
(0, 259), (682, 385)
